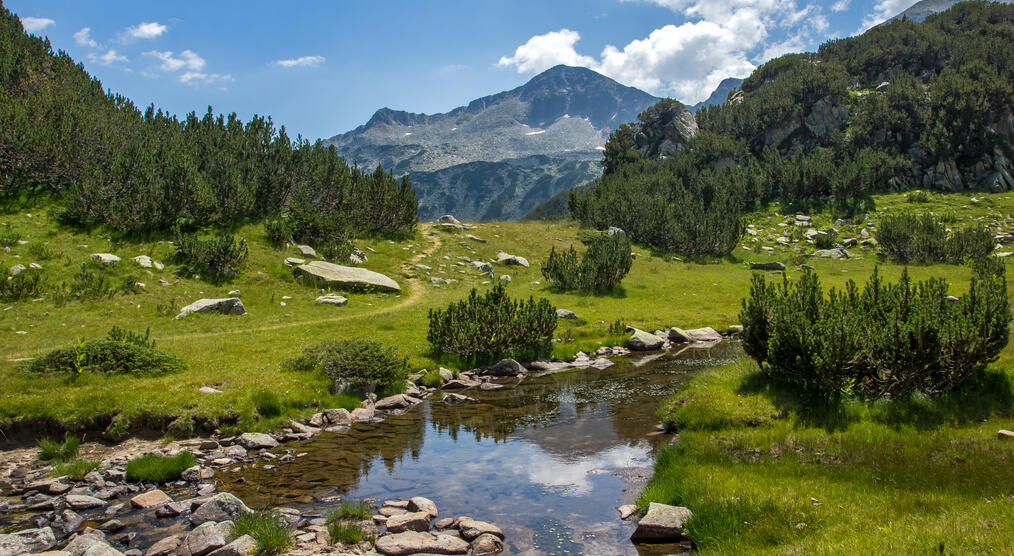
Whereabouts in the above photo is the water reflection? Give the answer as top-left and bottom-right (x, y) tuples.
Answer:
(222, 342), (742, 555)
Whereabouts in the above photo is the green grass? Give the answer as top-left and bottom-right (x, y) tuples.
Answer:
(37, 435), (80, 462)
(418, 368), (445, 388)
(51, 458), (99, 480)
(640, 360), (1014, 554)
(2, 191), (1014, 436)
(124, 451), (197, 483)
(326, 500), (375, 544)
(233, 510), (292, 555)
(252, 390), (283, 418)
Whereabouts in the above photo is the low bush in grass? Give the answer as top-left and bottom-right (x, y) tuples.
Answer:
(26, 329), (185, 377)
(51, 459), (99, 480)
(234, 510), (292, 555)
(125, 451), (196, 483)
(813, 230), (837, 249)
(739, 260), (1010, 402)
(541, 231), (632, 292)
(37, 435), (80, 462)
(326, 501), (375, 544)
(284, 339), (408, 397)
(1, 269), (46, 302)
(418, 369), (446, 388)
(427, 282), (556, 363)
(877, 213), (994, 263)
(173, 228), (248, 282)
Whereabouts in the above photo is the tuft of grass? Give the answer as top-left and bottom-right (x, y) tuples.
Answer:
(252, 390), (283, 418)
(51, 458), (100, 480)
(326, 500), (376, 544)
(336, 499), (373, 519)
(125, 451), (196, 483)
(37, 435), (80, 462)
(418, 369), (445, 388)
(234, 510), (292, 555)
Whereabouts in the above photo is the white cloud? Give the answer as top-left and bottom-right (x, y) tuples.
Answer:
(179, 72), (233, 87)
(89, 49), (127, 66)
(73, 27), (99, 48)
(497, 29), (596, 74)
(144, 50), (206, 72)
(124, 21), (167, 40)
(831, 0), (851, 12)
(21, 17), (55, 33)
(860, 0), (915, 31)
(275, 55), (326, 68)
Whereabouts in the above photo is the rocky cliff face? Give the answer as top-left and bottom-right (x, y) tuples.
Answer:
(887, 0), (1014, 23)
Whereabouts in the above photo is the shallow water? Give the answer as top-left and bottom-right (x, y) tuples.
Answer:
(222, 342), (743, 555)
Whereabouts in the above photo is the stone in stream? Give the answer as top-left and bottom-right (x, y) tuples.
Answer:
(52, 508), (84, 537)
(470, 533), (505, 555)
(236, 432), (278, 449)
(374, 531), (469, 556)
(375, 394), (420, 410)
(627, 328), (664, 351)
(0, 527), (58, 554)
(441, 378), (480, 390)
(143, 535), (181, 556)
(749, 261), (785, 271)
(457, 517), (503, 540)
(617, 504), (637, 520)
(481, 359), (525, 377)
(181, 520), (234, 556)
(323, 408), (352, 426)
(668, 327), (723, 343)
(384, 511), (431, 533)
(630, 502), (693, 541)
(130, 490), (172, 509)
(175, 298), (246, 319)
(80, 540), (124, 556)
(66, 494), (106, 510)
(443, 393), (477, 404)
(63, 530), (108, 555)
(407, 496), (438, 518)
(190, 493), (252, 525)
(293, 260), (400, 292)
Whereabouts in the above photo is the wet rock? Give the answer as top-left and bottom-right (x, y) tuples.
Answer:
(0, 527), (58, 554)
(142, 535), (180, 556)
(180, 521), (234, 556)
(379, 507), (408, 518)
(28, 478), (72, 495)
(374, 531), (469, 555)
(470, 533), (504, 555)
(175, 298), (247, 319)
(441, 378), (479, 390)
(433, 518), (455, 530)
(481, 359), (525, 377)
(668, 327), (722, 343)
(442, 393), (477, 404)
(82, 542), (125, 556)
(350, 404), (375, 422)
(324, 408), (352, 426)
(375, 394), (420, 410)
(629, 502), (692, 541)
(407, 496), (438, 518)
(190, 493), (252, 525)
(53, 509), (84, 537)
(130, 490), (172, 510)
(236, 433), (278, 450)
(479, 382), (503, 391)
(181, 466), (203, 482)
(617, 505), (637, 520)
(206, 534), (256, 556)
(65, 531), (110, 556)
(67, 494), (107, 510)
(749, 261), (785, 271)
(457, 517), (503, 541)
(98, 519), (125, 533)
(385, 511), (431, 533)
(223, 445), (248, 458)
(627, 328), (664, 351)
(556, 308), (577, 319)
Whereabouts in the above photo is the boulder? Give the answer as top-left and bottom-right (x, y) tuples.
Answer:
(668, 327), (722, 343)
(441, 378), (480, 390)
(443, 393), (477, 404)
(749, 261), (785, 271)
(470, 533), (504, 555)
(437, 215), (461, 225)
(324, 408), (352, 426)
(293, 260), (400, 292)
(0, 527), (57, 555)
(350, 404), (375, 422)
(206, 534), (256, 556)
(189, 493), (252, 525)
(813, 248), (850, 260)
(296, 245), (316, 258)
(470, 261), (493, 276)
(408, 496), (438, 518)
(130, 490), (172, 509)
(143, 535), (181, 556)
(180, 521), (234, 556)
(236, 432), (278, 450)
(606, 226), (624, 236)
(175, 298), (246, 319)
(556, 308), (577, 319)
(481, 359), (526, 377)
(66, 494), (106, 510)
(457, 518), (504, 541)
(90, 254), (120, 265)
(628, 329), (664, 351)
(64, 530), (107, 556)
(81, 541), (124, 556)
(283, 257), (305, 267)
(629, 502), (693, 541)
(375, 394), (420, 410)
(53, 509), (84, 537)
(385, 511), (431, 533)
(495, 251), (529, 268)
(374, 531), (469, 556)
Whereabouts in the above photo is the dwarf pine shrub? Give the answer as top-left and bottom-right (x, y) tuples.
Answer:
(284, 339), (408, 397)
(27, 328), (184, 377)
(173, 228), (248, 282)
(740, 260), (1010, 402)
(427, 282), (556, 362)
(542, 231), (632, 292)
(877, 213), (993, 263)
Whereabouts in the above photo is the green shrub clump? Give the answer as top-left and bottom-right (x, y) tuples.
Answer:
(877, 213), (994, 264)
(427, 282), (557, 362)
(27, 328), (184, 377)
(284, 339), (408, 397)
(173, 229), (249, 282)
(1, 269), (46, 301)
(37, 435), (80, 462)
(125, 451), (197, 482)
(234, 511), (292, 554)
(51, 459), (99, 480)
(326, 501), (375, 544)
(740, 261), (1010, 402)
(541, 231), (632, 292)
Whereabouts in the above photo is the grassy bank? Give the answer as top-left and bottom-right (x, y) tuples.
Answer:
(1, 191), (1013, 438)
(640, 358), (1014, 553)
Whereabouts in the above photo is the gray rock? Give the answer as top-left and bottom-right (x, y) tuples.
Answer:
(199, 386), (223, 394)
(9, 263), (26, 276)
(133, 256), (153, 268)
(130, 490), (172, 509)
(556, 308), (577, 319)
(181, 466), (202, 482)
(323, 408), (352, 426)
(314, 294), (348, 306)
(385, 511), (431, 533)
(0, 527), (58, 555)
(443, 393), (477, 404)
(189, 493), (252, 525)
(374, 531), (469, 555)
(749, 261), (785, 271)
(180, 521), (234, 556)
(293, 260), (400, 292)
(408, 496), (438, 518)
(457, 517), (504, 541)
(617, 504), (637, 520)
(236, 432), (278, 450)
(606, 226), (624, 236)
(350, 404), (375, 422)
(813, 247), (850, 260)
(495, 251), (529, 268)
(628, 329), (664, 351)
(296, 245), (316, 258)
(438, 368), (455, 382)
(668, 327), (722, 343)
(481, 359), (526, 377)
(465, 234), (486, 243)
(90, 253), (121, 264)
(65, 530), (107, 556)
(67, 494), (107, 510)
(470, 260), (493, 276)
(630, 502), (692, 541)
(470, 533), (504, 555)
(82, 541), (125, 556)
(175, 298), (247, 319)
(437, 215), (461, 225)
(283, 257), (305, 267)
(142, 535), (180, 556)
(53, 508), (85, 537)
(206, 534), (256, 556)
(375, 394), (421, 410)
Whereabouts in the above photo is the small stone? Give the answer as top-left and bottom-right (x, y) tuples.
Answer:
(130, 490), (172, 509)
(314, 294), (348, 306)
(407, 496), (438, 518)
(470, 533), (504, 555)
(556, 308), (577, 319)
(617, 504), (637, 520)
(630, 502), (693, 541)
(67, 494), (107, 509)
(236, 433), (278, 450)
(385, 511), (431, 533)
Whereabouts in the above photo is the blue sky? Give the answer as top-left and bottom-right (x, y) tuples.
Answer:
(9, 0), (919, 140)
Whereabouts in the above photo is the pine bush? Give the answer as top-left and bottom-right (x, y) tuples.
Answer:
(173, 229), (248, 282)
(877, 213), (993, 263)
(542, 231), (632, 292)
(284, 339), (408, 397)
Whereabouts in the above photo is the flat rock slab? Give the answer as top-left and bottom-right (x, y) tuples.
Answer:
(630, 502), (692, 541)
(176, 298), (246, 319)
(375, 394), (421, 410)
(90, 253), (120, 264)
(749, 261), (785, 271)
(314, 293), (348, 306)
(385, 511), (431, 533)
(66, 494), (107, 509)
(237, 432), (278, 449)
(0, 527), (57, 555)
(130, 489), (172, 509)
(375, 531), (469, 555)
(293, 260), (400, 292)
(669, 327), (723, 343)
(457, 517), (503, 541)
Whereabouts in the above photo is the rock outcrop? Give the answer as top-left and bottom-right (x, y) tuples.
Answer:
(293, 260), (400, 292)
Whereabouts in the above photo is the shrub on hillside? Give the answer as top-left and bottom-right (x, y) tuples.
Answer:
(542, 231), (632, 292)
(173, 229), (248, 282)
(26, 328), (184, 377)
(740, 262), (1010, 402)
(284, 339), (408, 397)
(1, 269), (46, 301)
(877, 213), (993, 264)
(427, 282), (556, 361)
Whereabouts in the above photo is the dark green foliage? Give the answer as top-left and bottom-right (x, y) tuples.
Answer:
(608, 319), (626, 336)
(0, 230), (22, 247)
(877, 213), (994, 263)
(234, 511), (292, 555)
(27, 335), (185, 377)
(173, 229), (248, 282)
(739, 264), (1010, 402)
(125, 452), (197, 483)
(264, 216), (294, 248)
(37, 435), (79, 462)
(284, 339), (408, 397)
(106, 326), (156, 349)
(813, 230), (837, 250)
(52, 263), (114, 303)
(427, 282), (557, 362)
(1, 268), (45, 301)
(51, 458), (99, 480)
(542, 231), (632, 291)
(252, 390), (282, 418)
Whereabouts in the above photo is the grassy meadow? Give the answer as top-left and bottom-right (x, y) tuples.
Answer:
(1, 190), (1013, 438)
